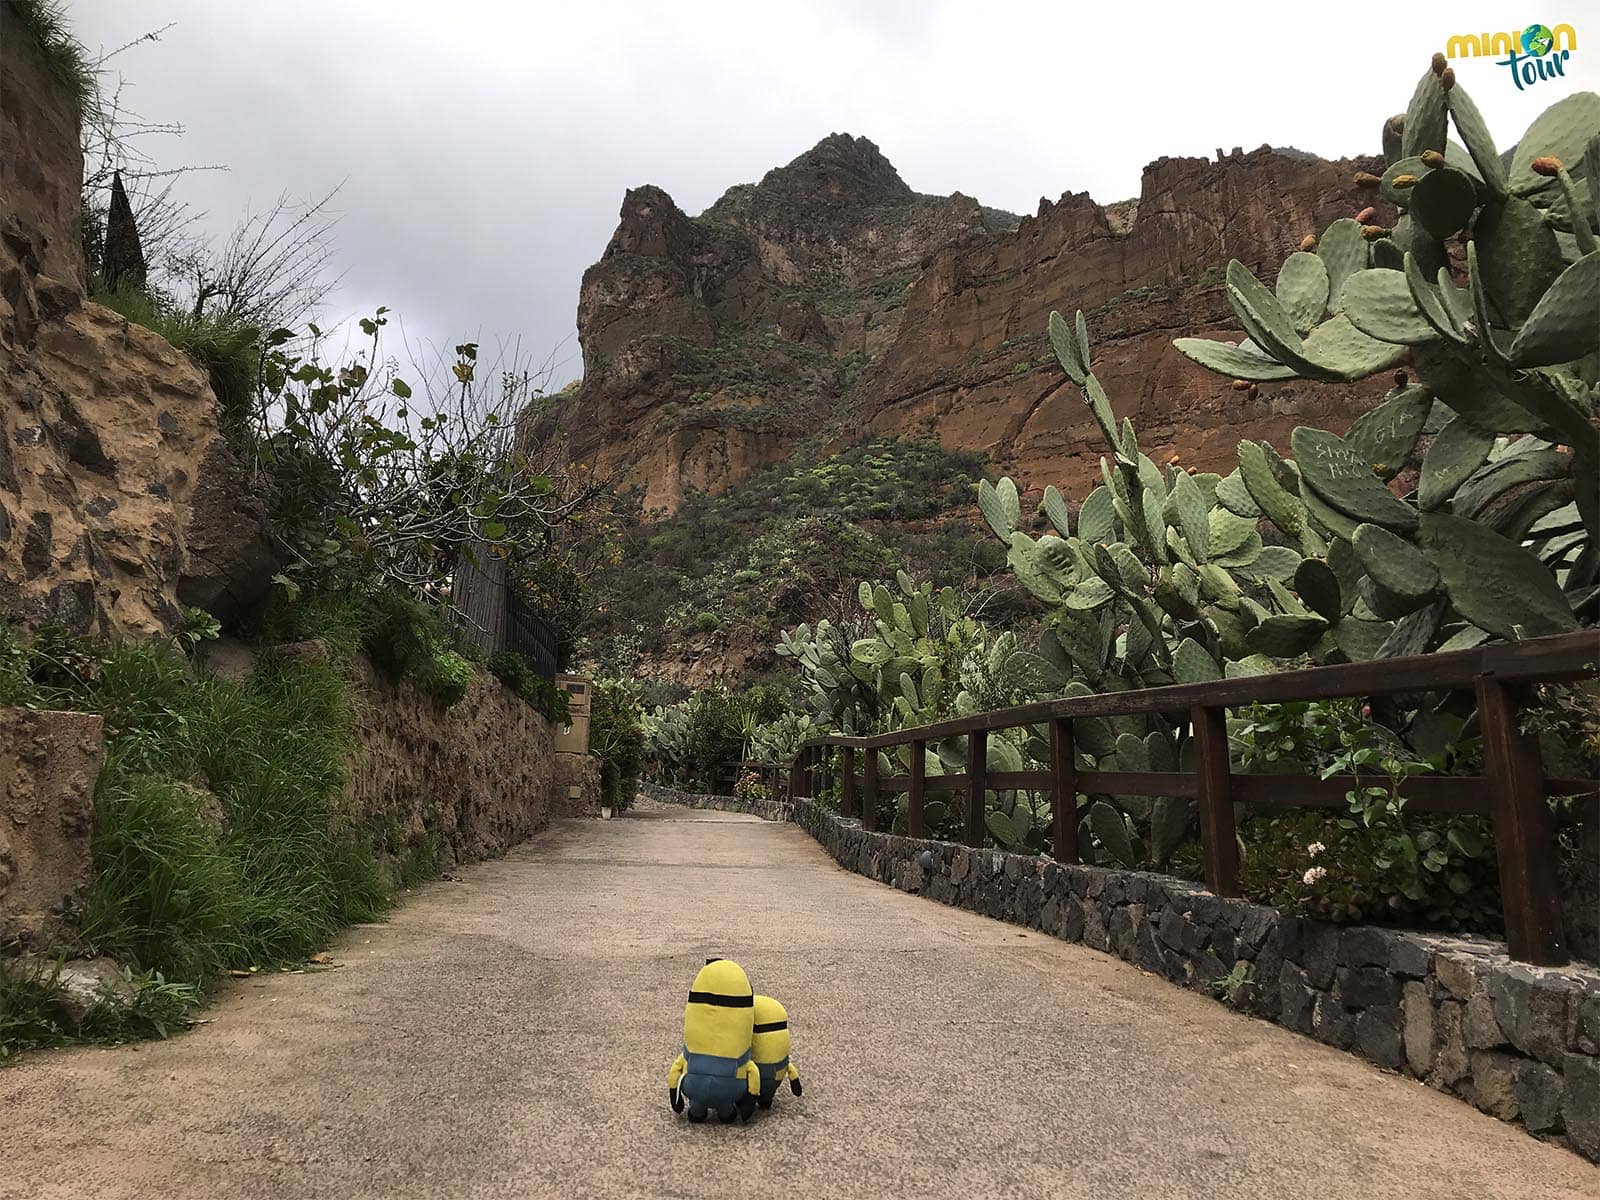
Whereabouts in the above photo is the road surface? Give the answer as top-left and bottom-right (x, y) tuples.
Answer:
(2, 802), (1595, 1199)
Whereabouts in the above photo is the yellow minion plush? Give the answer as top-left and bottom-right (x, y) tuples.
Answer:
(667, 959), (760, 1123)
(751, 994), (802, 1109)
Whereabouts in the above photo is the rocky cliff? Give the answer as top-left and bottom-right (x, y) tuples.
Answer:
(559, 135), (1393, 514)
(0, 5), (281, 635)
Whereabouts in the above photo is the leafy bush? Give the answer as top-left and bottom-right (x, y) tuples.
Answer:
(590, 679), (646, 813)
(485, 650), (571, 724)
(1239, 809), (1499, 930)
(251, 585), (475, 709)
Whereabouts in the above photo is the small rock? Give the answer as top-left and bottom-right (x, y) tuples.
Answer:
(1313, 990), (1355, 1050)
(1465, 987), (1508, 1050)
(1564, 1053), (1600, 1158)
(1432, 952), (1477, 1001)
(1402, 981), (1436, 1077)
(1355, 1005), (1405, 1069)
(1340, 926), (1393, 968)
(1487, 966), (1571, 1068)
(1338, 965), (1402, 1009)
(1431, 1000), (1470, 1089)
(53, 958), (135, 1025)
(1468, 1051), (1521, 1121)
(1388, 936), (1433, 979)
(1513, 1061), (1564, 1134)
(1279, 962), (1315, 1034)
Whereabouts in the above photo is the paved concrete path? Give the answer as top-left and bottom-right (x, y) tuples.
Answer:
(3, 805), (1596, 1200)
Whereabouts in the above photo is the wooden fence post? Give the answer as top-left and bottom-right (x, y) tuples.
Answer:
(1050, 717), (1078, 863)
(1190, 705), (1240, 897)
(1477, 676), (1567, 965)
(862, 747), (878, 831)
(841, 747), (857, 819)
(965, 730), (987, 847)
(908, 738), (926, 839)
(788, 752), (803, 802)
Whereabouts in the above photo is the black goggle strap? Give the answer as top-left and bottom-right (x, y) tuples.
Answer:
(753, 1020), (788, 1033)
(688, 991), (754, 1007)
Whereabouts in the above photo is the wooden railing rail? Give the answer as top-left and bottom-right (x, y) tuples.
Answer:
(777, 629), (1599, 967)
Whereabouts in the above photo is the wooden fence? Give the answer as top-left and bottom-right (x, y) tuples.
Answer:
(450, 541), (560, 682)
(776, 630), (1598, 967)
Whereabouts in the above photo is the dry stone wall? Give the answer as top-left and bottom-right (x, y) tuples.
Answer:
(343, 652), (558, 867)
(792, 798), (1600, 1161)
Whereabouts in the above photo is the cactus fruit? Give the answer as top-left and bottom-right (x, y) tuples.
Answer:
(1420, 149), (1445, 169)
(1431, 51), (1447, 75)
(1441, 67), (1454, 90)
(1355, 206), (1377, 223)
(1299, 234), (1317, 252)
(1362, 225), (1388, 241)
(1354, 171), (1382, 187)
(1531, 156), (1562, 177)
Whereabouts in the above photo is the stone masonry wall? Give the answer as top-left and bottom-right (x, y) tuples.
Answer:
(639, 780), (791, 823)
(343, 651), (557, 868)
(792, 797), (1600, 1161)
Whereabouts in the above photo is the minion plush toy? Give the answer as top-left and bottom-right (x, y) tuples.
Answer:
(751, 994), (803, 1109)
(667, 959), (760, 1123)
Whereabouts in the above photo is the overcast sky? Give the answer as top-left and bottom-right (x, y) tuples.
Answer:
(67, 1), (1596, 386)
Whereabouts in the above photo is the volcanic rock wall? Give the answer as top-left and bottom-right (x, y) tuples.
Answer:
(0, 5), (281, 636)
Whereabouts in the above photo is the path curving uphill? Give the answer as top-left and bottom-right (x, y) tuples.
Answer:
(1, 803), (1594, 1199)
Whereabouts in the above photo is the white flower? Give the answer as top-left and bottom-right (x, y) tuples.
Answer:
(1306, 842), (1326, 857)
(1302, 866), (1327, 885)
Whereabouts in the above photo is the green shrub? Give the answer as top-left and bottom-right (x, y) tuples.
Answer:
(1239, 809), (1500, 931)
(0, 627), (390, 1013)
(485, 650), (571, 724)
(590, 679), (646, 813)
(0, 960), (201, 1062)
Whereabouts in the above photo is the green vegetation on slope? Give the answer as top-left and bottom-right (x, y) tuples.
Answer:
(579, 437), (1019, 687)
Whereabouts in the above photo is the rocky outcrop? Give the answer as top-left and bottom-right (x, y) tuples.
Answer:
(0, 5), (283, 636)
(0, 707), (103, 949)
(561, 135), (1392, 512)
(552, 134), (1015, 514)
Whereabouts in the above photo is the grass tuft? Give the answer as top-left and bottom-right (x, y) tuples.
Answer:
(10, 0), (99, 117)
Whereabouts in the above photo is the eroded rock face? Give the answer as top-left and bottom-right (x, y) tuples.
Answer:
(551, 134), (1014, 514)
(0, 6), (283, 635)
(560, 136), (1391, 513)
(0, 706), (104, 949)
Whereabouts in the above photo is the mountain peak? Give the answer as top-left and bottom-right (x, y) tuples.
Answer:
(764, 132), (914, 208)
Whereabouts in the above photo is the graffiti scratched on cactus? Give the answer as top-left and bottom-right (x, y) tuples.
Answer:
(1445, 23), (1578, 91)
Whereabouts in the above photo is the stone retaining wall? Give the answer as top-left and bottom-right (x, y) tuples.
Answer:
(639, 780), (790, 823)
(793, 797), (1600, 1161)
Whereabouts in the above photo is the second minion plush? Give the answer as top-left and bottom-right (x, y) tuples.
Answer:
(751, 994), (802, 1109)
(667, 959), (760, 1123)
